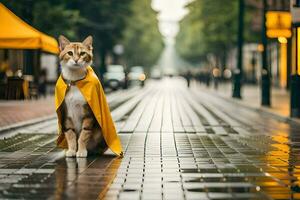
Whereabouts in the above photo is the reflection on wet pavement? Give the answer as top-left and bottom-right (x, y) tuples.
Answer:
(0, 134), (121, 199)
(106, 133), (300, 200)
(1, 79), (300, 199)
(55, 156), (121, 199)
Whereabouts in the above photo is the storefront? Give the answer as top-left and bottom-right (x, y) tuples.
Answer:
(0, 3), (58, 99)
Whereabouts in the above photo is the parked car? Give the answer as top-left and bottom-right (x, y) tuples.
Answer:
(103, 65), (125, 90)
(150, 68), (162, 79)
(128, 66), (146, 87)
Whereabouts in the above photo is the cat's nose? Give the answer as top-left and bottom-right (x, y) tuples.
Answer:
(74, 57), (80, 63)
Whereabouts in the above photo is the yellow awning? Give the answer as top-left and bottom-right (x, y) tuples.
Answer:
(0, 3), (59, 54)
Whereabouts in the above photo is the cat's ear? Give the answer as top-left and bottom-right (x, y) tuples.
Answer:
(58, 35), (70, 51)
(82, 36), (93, 50)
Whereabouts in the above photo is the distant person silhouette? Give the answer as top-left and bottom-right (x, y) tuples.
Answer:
(185, 70), (192, 88)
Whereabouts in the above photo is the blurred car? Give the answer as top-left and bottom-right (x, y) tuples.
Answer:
(150, 68), (162, 79)
(128, 66), (146, 87)
(163, 67), (177, 78)
(103, 65), (125, 90)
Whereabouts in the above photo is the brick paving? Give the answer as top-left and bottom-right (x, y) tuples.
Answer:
(0, 88), (137, 129)
(0, 97), (55, 128)
(0, 78), (300, 200)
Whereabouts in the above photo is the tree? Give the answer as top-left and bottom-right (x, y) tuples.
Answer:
(120, 0), (164, 70)
(176, 0), (260, 67)
(63, 0), (133, 74)
(2, 0), (163, 73)
(2, 0), (81, 39)
(3, 0), (132, 72)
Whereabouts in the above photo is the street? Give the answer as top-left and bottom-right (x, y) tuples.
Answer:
(0, 78), (300, 200)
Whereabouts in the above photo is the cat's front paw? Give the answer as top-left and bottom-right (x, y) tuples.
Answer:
(65, 150), (76, 157)
(76, 150), (88, 158)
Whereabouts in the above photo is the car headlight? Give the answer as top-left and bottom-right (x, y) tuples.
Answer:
(139, 74), (146, 81)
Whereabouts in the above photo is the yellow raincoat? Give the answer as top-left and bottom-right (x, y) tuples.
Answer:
(55, 66), (123, 156)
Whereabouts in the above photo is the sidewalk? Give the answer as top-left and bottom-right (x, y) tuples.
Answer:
(195, 82), (293, 121)
(0, 87), (140, 131)
(0, 96), (55, 128)
(1, 78), (300, 199)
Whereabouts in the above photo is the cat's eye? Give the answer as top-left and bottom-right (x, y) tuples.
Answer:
(80, 52), (86, 56)
(67, 51), (73, 56)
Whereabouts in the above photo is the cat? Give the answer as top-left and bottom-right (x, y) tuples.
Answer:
(58, 35), (106, 158)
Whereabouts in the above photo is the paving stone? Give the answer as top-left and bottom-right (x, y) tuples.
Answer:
(119, 191), (140, 200)
(1, 79), (300, 199)
(141, 192), (162, 200)
(185, 192), (209, 200)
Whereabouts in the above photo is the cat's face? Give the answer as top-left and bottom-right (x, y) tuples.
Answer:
(58, 35), (93, 70)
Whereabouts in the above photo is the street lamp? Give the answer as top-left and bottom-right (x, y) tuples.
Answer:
(290, 0), (300, 117)
(261, 0), (271, 106)
(113, 44), (124, 65)
(263, 1), (292, 106)
(278, 37), (288, 88)
(232, 0), (244, 99)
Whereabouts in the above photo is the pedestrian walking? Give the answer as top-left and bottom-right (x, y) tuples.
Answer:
(212, 67), (220, 90)
(185, 70), (192, 88)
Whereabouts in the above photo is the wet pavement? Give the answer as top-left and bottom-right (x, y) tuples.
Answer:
(1, 78), (300, 199)
(197, 82), (291, 119)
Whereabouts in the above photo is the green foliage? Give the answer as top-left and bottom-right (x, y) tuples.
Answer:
(2, 0), (81, 39)
(2, 0), (163, 70)
(64, 0), (132, 52)
(176, 0), (260, 65)
(120, 0), (164, 68)
(33, 2), (82, 40)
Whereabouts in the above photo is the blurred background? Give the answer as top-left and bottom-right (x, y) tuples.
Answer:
(0, 0), (300, 118)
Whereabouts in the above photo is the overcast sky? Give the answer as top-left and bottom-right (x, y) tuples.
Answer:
(151, 0), (192, 39)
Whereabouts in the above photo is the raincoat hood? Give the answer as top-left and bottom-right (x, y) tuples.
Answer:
(55, 66), (123, 156)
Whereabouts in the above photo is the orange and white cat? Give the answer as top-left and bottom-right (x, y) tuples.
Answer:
(58, 35), (105, 158)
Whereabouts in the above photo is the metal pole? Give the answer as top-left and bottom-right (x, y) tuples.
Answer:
(287, 38), (292, 89)
(261, 0), (271, 106)
(290, 27), (300, 118)
(232, 0), (244, 98)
